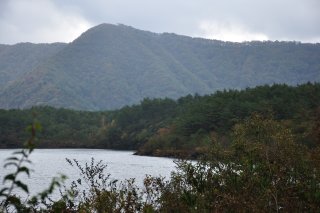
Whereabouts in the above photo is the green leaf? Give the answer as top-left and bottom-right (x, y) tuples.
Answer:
(4, 174), (15, 183)
(40, 191), (49, 200)
(13, 150), (24, 155)
(18, 167), (30, 176)
(13, 150), (27, 157)
(34, 121), (42, 131)
(5, 157), (19, 162)
(4, 162), (18, 168)
(24, 159), (32, 164)
(0, 187), (9, 196)
(26, 125), (33, 133)
(27, 196), (38, 205)
(15, 181), (29, 193)
(60, 174), (67, 180)
(7, 195), (22, 205)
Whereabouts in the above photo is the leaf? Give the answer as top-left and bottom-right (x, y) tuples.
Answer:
(5, 157), (19, 162)
(18, 167), (30, 176)
(7, 195), (22, 205)
(15, 180), (29, 193)
(26, 125), (33, 133)
(77, 178), (82, 185)
(60, 174), (67, 180)
(40, 191), (49, 200)
(4, 174), (15, 183)
(13, 150), (27, 157)
(24, 159), (32, 164)
(13, 150), (24, 155)
(4, 162), (18, 168)
(0, 187), (9, 196)
(28, 196), (38, 205)
(34, 121), (42, 131)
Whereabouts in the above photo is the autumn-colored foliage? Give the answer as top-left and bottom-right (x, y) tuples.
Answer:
(2, 114), (319, 212)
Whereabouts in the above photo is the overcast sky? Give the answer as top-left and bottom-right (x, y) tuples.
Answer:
(0, 0), (319, 44)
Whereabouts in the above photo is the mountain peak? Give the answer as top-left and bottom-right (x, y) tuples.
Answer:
(0, 24), (319, 110)
(84, 23), (137, 35)
(72, 23), (141, 45)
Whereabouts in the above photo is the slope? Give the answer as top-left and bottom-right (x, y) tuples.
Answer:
(0, 42), (66, 88)
(0, 24), (319, 110)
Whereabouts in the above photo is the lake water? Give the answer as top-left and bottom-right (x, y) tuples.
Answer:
(0, 149), (176, 199)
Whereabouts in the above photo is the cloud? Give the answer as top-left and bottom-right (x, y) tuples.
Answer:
(0, 0), (319, 44)
(0, 0), (92, 44)
(191, 0), (320, 42)
(197, 20), (269, 42)
(66, 0), (320, 43)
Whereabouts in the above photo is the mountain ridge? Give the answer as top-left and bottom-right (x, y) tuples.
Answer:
(0, 23), (319, 110)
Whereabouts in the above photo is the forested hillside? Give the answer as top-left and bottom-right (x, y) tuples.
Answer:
(0, 42), (66, 88)
(0, 24), (319, 110)
(1, 83), (319, 157)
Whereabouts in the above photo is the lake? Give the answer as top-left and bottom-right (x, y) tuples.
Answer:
(0, 149), (176, 199)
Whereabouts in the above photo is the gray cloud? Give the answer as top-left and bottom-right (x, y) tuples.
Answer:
(0, 0), (319, 44)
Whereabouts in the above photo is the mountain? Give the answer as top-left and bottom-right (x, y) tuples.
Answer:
(0, 42), (66, 88)
(0, 23), (319, 110)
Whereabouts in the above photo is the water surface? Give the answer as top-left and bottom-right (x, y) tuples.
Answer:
(0, 149), (176, 199)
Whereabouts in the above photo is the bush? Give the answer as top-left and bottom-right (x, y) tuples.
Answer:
(1, 114), (319, 212)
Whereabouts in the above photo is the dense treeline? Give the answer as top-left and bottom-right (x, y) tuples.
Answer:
(138, 83), (320, 157)
(0, 83), (319, 157)
(0, 108), (103, 148)
(106, 83), (320, 157)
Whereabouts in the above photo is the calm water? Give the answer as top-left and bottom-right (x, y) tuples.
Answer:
(0, 149), (176, 199)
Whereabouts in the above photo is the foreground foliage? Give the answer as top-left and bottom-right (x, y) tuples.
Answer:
(1, 114), (319, 212)
(0, 120), (66, 212)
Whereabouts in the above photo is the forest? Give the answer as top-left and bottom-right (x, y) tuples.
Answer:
(0, 83), (319, 158)
(1, 83), (320, 211)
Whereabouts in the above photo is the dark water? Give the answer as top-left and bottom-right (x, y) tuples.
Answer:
(0, 149), (176, 199)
